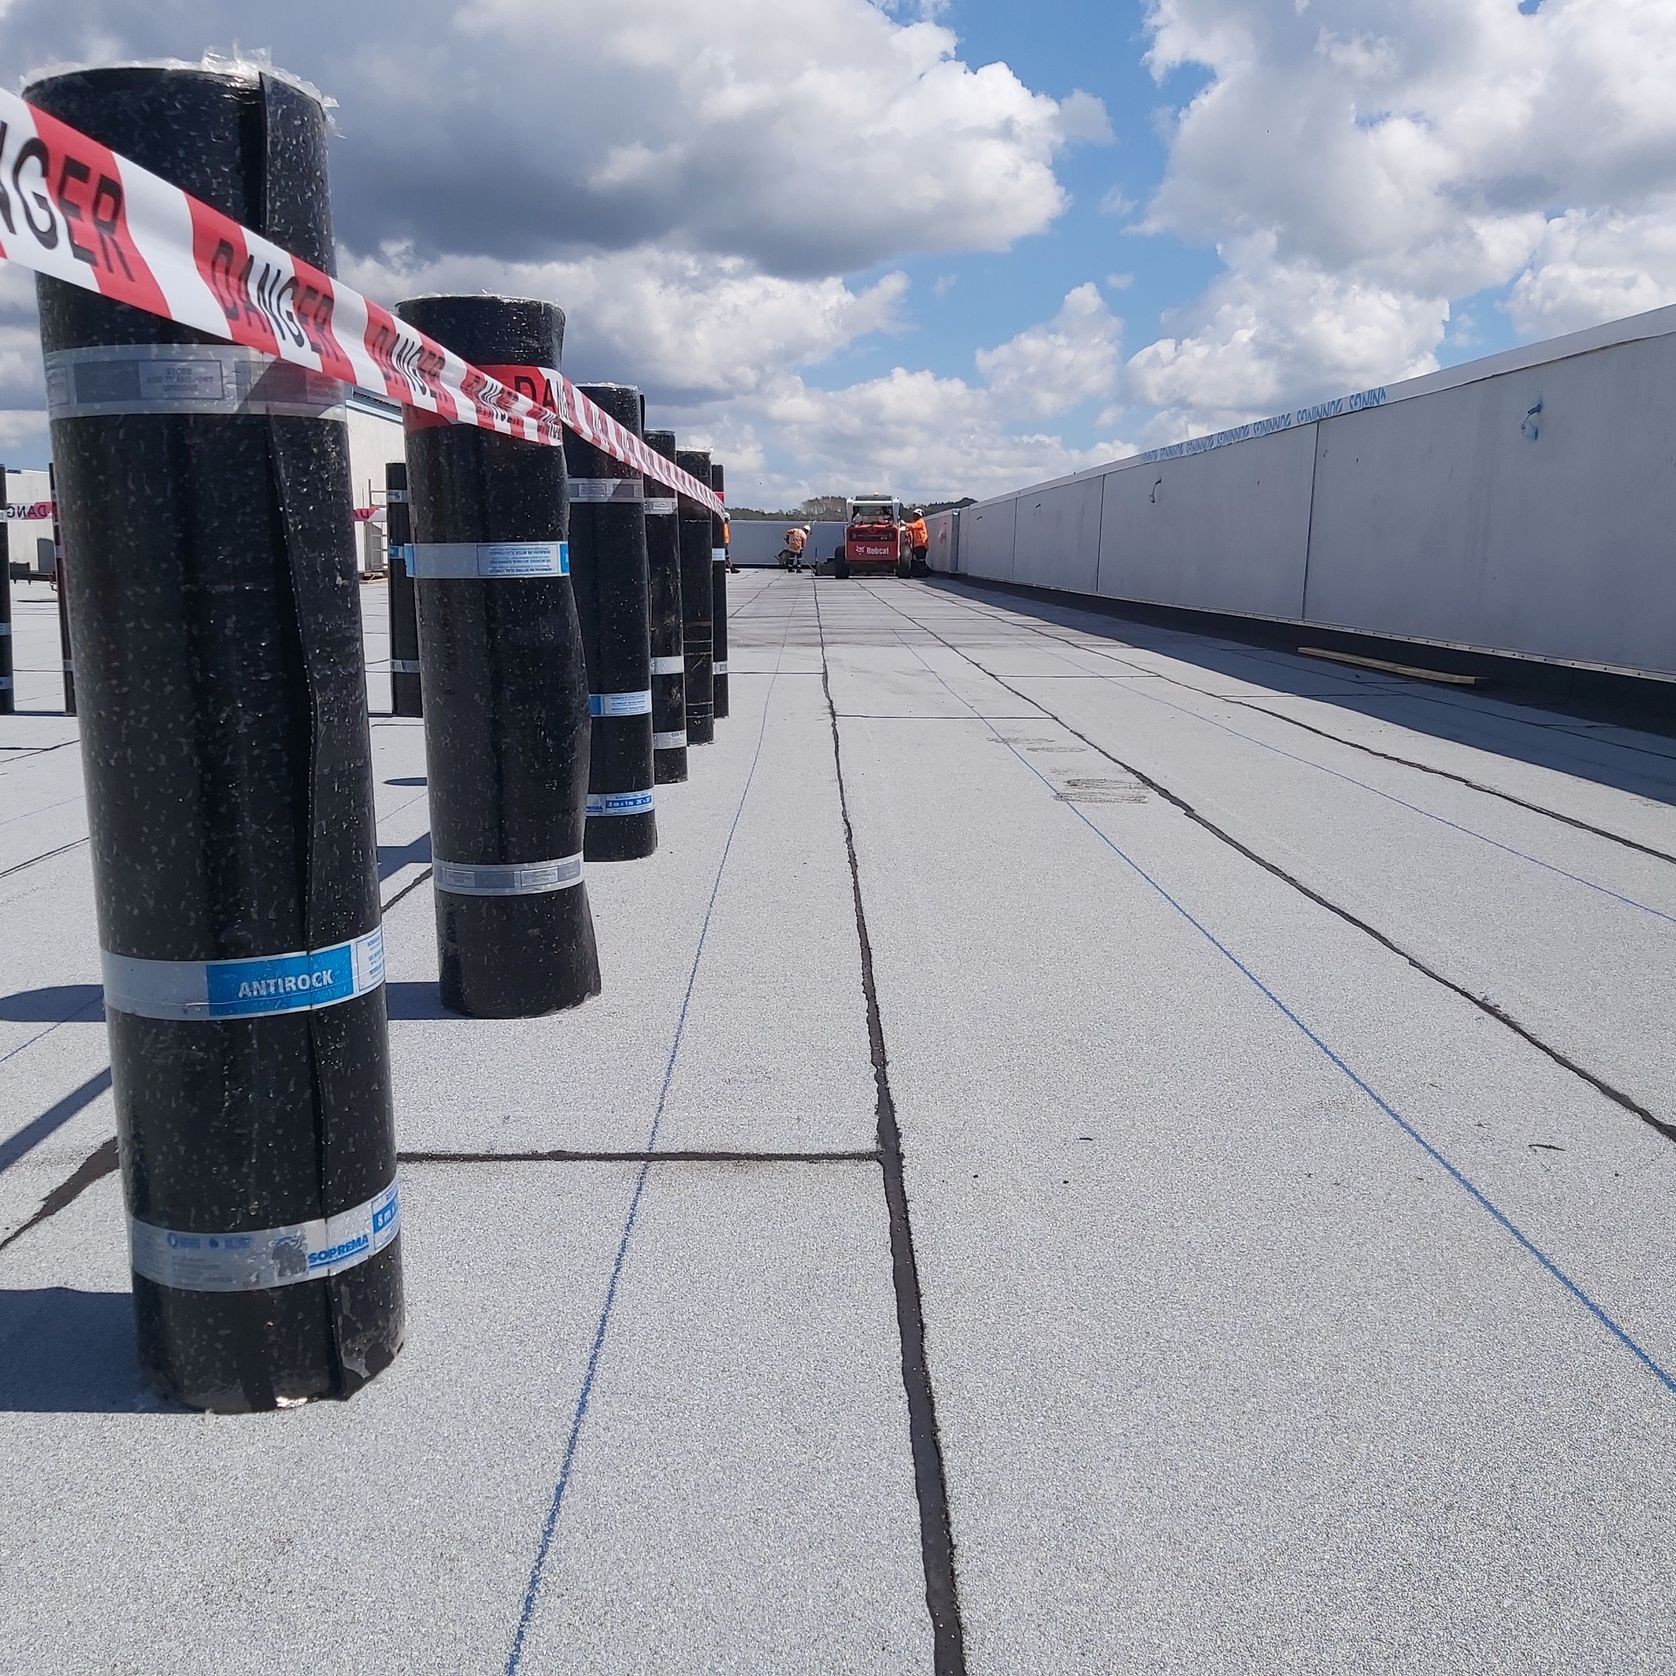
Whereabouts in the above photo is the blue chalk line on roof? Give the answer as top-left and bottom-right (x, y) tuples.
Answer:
(505, 601), (793, 1675)
(877, 603), (1676, 1399)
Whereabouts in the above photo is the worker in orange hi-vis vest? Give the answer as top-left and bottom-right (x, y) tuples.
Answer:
(906, 508), (929, 572)
(781, 524), (807, 572)
(724, 517), (739, 573)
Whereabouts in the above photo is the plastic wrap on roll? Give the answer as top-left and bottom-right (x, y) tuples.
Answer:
(395, 292), (600, 1018)
(28, 64), (403, 1412)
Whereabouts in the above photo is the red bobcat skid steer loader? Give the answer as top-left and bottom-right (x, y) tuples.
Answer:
(834, 496), (913, 579)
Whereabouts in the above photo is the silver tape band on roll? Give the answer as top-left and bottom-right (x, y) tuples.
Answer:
(45, 344), (349, 421)
(407, 541), (569, 579)
(433, 854), (584, 896)
(129, 1181), (401, 1293)
(569, 477), (644, 503)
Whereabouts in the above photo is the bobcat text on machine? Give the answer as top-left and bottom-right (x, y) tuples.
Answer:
(834, 495), (914, 578)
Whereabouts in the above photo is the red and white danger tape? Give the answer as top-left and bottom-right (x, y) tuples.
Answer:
(3, 501), (56, 520)
(0, 88), (723, 516)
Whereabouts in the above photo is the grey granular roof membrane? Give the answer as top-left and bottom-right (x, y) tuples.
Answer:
(3, 571), (1673, 1674)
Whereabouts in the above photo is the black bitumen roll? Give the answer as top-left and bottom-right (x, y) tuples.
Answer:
(0, 467), (12, 717)
(710, 461), (729, 719)
(386, 461), (421, 717)
(27, 65), (402, 1412)
(394, 293), (600, 1018)
(567, 384), (656, 862)
(644, 429), (687, 784)
(677, 447), (714, 746)
(49, 464), (74, 715)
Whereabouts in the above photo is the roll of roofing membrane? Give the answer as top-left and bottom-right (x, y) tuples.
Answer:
(710, 460), (730, 720)
(677, 447), (714, 747)
(0, 468), (12, 717)
(27, 64), (403, 1412)
(49, 464), (74, 715)
(394, 293), (600, 1018)
(566, 384), (656, 862)
(644, 429), (687, 784)
(385, 460), (422, 717)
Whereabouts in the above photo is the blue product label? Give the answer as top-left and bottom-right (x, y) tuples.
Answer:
(588, 690), (652, 718)
(587, 789), (655, 816)
(308, 1233), (369, 1271)
(205, 946), (355, 1019)
(480, 541), (568, 577)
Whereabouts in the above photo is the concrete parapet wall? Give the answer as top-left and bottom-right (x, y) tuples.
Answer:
(937, 303), (1676, 679)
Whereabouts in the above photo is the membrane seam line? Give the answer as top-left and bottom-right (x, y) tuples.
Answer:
(401, 1148), (879, 1165)
(0, 738), (79, 774)
(923, 580), (1676, 868)
(0, 836), (89, 881)
(899, 586), (1676, 917)
(965, 582), (1676, 864)
(814, 578), (969, 1674)
(0, 1137), (118, 1256)
(0, 823), (452, 1241)
(861, 584), (1676, 1395)
(504, 589), (793, 1676)
(872, 586), (1676, 1147)
(1232, 703), (1676, 866)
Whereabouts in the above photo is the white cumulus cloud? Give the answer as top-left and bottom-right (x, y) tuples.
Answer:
(1127, 0), (1676, 442)
(975, 283), (1123, 419)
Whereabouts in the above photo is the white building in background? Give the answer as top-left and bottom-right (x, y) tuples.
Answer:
(2, 467), (54, 578)
(4, 393), (406, 582)
(345, 391), (407, 574)
(345, 391), (406, 507)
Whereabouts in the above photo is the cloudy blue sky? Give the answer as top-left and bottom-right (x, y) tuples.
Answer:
(3, 0), (1675, 504)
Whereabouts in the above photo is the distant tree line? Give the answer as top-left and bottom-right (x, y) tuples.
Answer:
(730, 496), (976, 521)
